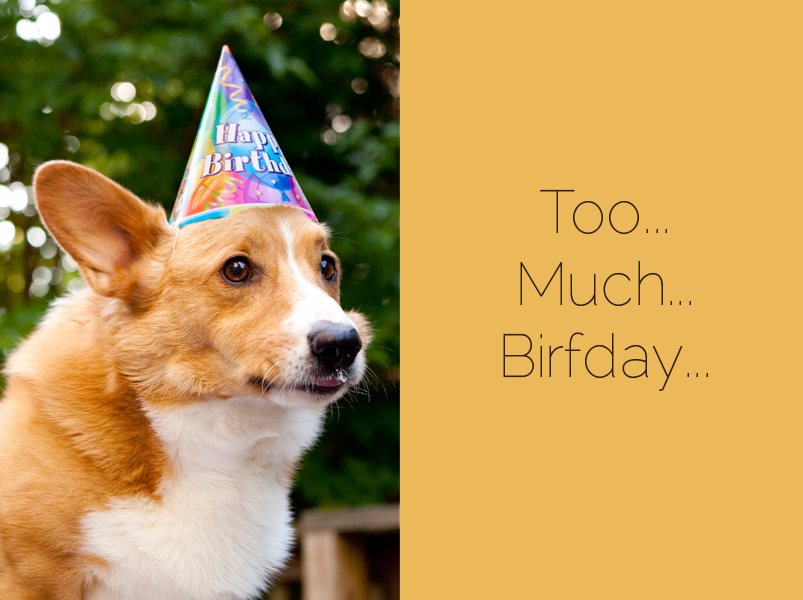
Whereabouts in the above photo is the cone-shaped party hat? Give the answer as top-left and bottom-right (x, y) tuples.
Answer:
(170, 46), (316, 227)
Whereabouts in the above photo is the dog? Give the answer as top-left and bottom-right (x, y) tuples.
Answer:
(0, 161), (371, 599)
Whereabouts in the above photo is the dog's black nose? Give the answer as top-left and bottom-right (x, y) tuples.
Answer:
(308, 322), (362, 369)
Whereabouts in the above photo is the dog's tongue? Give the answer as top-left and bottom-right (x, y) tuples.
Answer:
(317, 370), (349, 387)
(316, 376), (344, 388)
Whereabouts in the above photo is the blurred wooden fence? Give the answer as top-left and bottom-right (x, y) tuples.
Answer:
(268, 503), (400, 600)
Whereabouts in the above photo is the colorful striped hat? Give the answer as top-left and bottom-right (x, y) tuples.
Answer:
(170, 46), (316, 227)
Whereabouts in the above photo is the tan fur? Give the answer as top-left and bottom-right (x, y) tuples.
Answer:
(0, 162), (371, 598)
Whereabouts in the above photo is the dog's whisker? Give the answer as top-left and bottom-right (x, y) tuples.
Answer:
(365, 365), (390, 397)
(257, 361), (285, 400)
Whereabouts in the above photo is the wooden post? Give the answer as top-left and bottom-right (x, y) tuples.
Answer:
(302, 529), (368, 600)
(299, 504), (399, 600)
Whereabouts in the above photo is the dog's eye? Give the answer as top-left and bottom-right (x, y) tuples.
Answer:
(222, 258), (251, 283)
(321, 256), (337, 283)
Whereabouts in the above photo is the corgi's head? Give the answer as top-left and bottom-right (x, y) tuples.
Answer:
(34, 161), (370, 409)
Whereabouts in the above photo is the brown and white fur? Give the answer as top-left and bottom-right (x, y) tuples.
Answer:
(0, 161), (371, 599)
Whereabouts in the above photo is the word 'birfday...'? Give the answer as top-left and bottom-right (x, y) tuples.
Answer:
(503, 190), (701, 391)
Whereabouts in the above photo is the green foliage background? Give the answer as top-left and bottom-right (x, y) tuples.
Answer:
(0, 0), (399, 510)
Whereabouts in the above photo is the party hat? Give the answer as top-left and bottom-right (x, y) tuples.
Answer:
(170, 46), (316, 227)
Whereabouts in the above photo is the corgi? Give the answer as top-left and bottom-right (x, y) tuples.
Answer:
(0, 161), (371, 599)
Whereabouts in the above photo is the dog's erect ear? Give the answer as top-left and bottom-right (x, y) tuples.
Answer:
(35, 161), (171, 297)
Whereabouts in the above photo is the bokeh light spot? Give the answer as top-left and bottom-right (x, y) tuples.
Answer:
(166, 79), (184, 97)
(340, 1), (392, 31)
(127, 103), (147, 124)
(141, 101), (157, 121)
(351, 77), (368, 94)
(40, 238), (58, 259)
(100, 102), (115, 121)
(359, 37), (386, 59)
(320, 23), (337, 41)
(340, 1), (357, 21)
(29, 281), (49, 297)
(355, 0), (371, 17)
(0, 221), (15, 246)
(16, 8), (60, 44)
(264, 12), (282, 29)
(111, 82), (136, 103)
(36, 11), (60, 41)
(7, 274), (25, 293)
(27, 226), (47, 248)
(8, 182), (29, 212)
(16, 19), (38, 41)
(49, 267), (63, 286)
(60, 254), (79, 273)
(332, 115), (352, 133)
(64, 135), (80, 153)
(322, 129), (337, 145)
(32, 265), (51, 284)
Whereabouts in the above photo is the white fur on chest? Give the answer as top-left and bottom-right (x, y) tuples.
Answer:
(82, 396), (323, 600)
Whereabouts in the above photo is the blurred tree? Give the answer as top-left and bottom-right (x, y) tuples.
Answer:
(0, 0), (399, 509)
